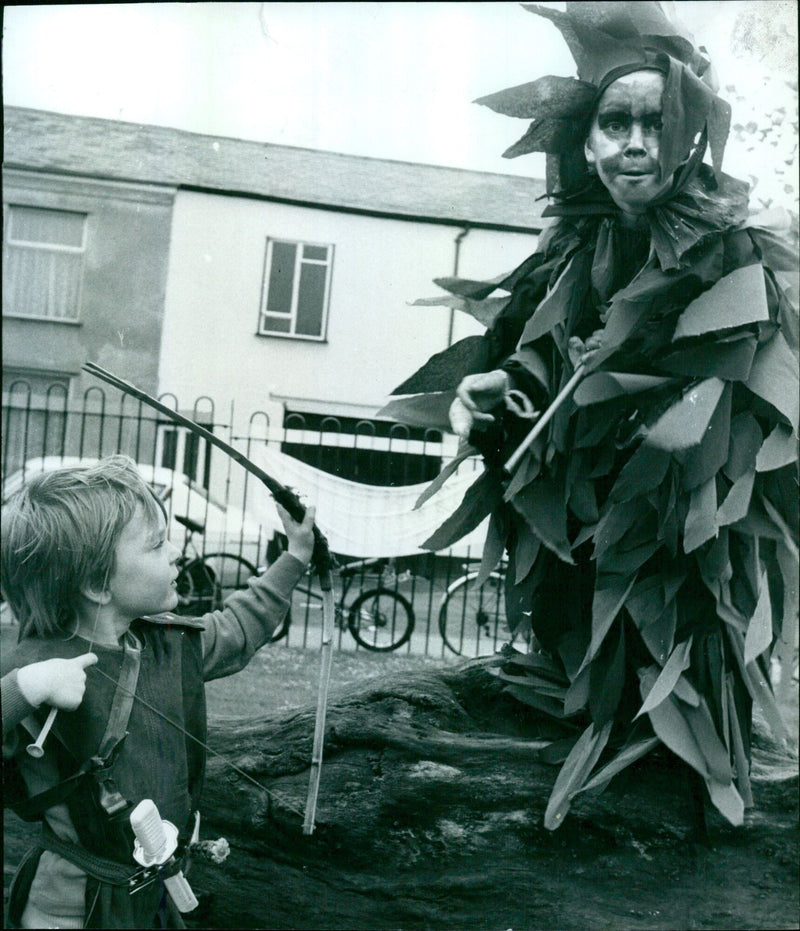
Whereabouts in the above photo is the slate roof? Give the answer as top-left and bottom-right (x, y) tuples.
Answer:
(3, 107), (547, 232)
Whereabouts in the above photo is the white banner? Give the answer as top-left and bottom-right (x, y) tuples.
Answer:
(250, 444), (489, 559)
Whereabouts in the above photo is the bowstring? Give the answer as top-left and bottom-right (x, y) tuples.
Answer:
(88, 662), (308, 821)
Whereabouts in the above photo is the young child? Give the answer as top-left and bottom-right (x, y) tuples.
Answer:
(2, 455), (315, 928)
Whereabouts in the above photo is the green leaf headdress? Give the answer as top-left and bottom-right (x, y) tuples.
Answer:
(478, 2), (732, 200)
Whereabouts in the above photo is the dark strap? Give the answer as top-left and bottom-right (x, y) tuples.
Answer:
(10, 639), (141, 822)
(96, 636), (140, 760)
(10, 759), (95, 822)
(39, 822), (137, 887)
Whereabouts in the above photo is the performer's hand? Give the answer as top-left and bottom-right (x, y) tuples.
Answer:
(449, 371), (510, 438)
(278, 503), (316, 566)
(568, 331), (604, 369)
(17, 653), (98, 711)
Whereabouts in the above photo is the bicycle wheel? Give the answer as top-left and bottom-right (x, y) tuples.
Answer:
(176, 553), (257, 614)
(347, 588), (414, 652)
(439, 571), (507, 656)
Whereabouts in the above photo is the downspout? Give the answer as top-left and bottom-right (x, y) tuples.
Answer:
(447, 226), (470, 347)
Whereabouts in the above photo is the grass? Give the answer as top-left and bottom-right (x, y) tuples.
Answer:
(0, 621), (446, 719)
(205, 641), (445, 718)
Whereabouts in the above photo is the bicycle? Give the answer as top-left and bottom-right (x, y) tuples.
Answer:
(173, 514), (258, 614)
(438, 561), (512, 656)
(269, 556), (415, 652)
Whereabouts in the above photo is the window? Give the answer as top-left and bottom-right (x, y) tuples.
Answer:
(258, 238), (332, 340)
(3, 205), (87, 320)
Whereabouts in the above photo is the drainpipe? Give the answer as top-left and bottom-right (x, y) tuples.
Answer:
(447, 226), (470, 347)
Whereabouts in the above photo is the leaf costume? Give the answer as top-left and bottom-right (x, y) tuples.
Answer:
(383, 2), (798, 828)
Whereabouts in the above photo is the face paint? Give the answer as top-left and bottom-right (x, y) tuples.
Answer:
(584, 70), (674, 219)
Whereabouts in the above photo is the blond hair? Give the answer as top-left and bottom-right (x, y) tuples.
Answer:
(1, 455), (165, 638)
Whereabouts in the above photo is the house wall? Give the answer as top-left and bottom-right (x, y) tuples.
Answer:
(158, 190), (539, 425)
(2, 169), (175, 398)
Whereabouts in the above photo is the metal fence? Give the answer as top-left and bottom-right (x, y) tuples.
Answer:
(2, 379), (510, 660)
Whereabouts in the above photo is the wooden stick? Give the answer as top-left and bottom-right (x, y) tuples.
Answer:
(504, 365), (585, 474)
(303, 582), (335, 834)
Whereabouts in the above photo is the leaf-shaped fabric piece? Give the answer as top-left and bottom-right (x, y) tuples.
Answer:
(543, 719), (613, 831)
(475, 75), (596, 120)
(504, 650), (569, 685)
(746, 330), (799, 432)
(587, 573), (638, 662)
(744, 571), (773, 665)
(640, 596), (678, 666)
(593, 497), (652, 562)
(716, 470), (755, 528)
(745, 208), (800, 273)
(640, 666), (708, 777)
(705, 776), (744, 826)
(683, 476), (718, 553)
(494, 669), (567, 699)
(658, 333), (757, 382)
(475, 510), (507, 587)
(609, 445), (671, 503)
(724, 413), (763, 482)
(756, 423), (799, 473)
(432, 272), (509, 301)
(390, 336), (490, 396)
(504, 684), (566, 718)
(673, 264), (769, 339)
(588, 249), (723, 370)
(589, 623), (626, 725)
(573, 372), (676, 406)
(511, 477), (574, 564)
(414, 446), (476, 509)
(502, 117), (586, 159)
(513, 528), (541, 585)
(680, 381), (732, 490)
(673, 673), (700, 707)
(683, 698), (732, 782)
(725, 626), (788, 742)
(519, 251), (587, 346)
(563, 664), (591, 716)
(411, 293), (510, 329)
(645, 378), (725, 451)
(575, 736), (660, 796)
(659, 58), (716, 181)
(376, 391), (455, 431)
(726, 677), (754, 808)
(422, 471), (502, 552)
(635, 635), (693, 719)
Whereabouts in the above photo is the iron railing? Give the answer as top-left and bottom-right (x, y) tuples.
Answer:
(2, 380), (506, 659)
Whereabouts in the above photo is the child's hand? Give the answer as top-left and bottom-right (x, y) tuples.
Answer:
(276, 503), (316, 566)
(17, 653), (98, 711)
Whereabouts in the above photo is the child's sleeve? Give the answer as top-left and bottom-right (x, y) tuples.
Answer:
(2, 669), (37, 741)
(200, 552), (307, 680)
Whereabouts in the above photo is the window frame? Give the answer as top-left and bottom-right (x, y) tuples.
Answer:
(257, 237), (333, 342)
(2, 204), (88, 322)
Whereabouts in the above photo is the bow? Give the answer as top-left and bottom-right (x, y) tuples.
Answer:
(83, 363), (336, 834)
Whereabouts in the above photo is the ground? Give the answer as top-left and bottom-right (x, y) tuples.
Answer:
(3, 628), (798, 930)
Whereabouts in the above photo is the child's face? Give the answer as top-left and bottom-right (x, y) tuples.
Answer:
(106, 502), (181, 621)
(584, 70), (673, 218)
